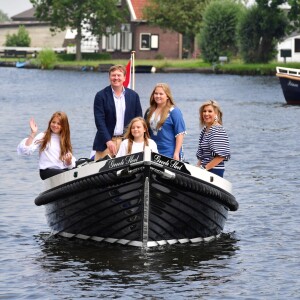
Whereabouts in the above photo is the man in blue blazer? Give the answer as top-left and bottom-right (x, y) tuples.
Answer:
(93, 65), (142, 160)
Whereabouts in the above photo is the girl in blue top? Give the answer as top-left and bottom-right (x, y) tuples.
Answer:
(145, 83), (186, 160)
(196, 100), (230, 177)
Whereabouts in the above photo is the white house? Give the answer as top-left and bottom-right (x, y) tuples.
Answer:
(276, 2), (300, 62)
(277, 33), (300, 62)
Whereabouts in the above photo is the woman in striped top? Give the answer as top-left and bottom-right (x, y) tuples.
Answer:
(196, 100), (230, 177)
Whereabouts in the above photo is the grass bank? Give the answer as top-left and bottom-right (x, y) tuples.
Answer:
(3, 56), (300, 75)
(37, 58), (300, 75)
(54, 57), (300, 75)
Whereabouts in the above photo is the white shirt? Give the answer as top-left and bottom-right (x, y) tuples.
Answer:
(112, 88), (126, 136)
(17, 132), (76, 170)
(116, 139), (158, 157)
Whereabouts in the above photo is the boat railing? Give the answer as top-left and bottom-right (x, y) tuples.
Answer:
(276, 66), (300, 77)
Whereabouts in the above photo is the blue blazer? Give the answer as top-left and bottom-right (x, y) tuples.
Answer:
(93, 86), (143, 151)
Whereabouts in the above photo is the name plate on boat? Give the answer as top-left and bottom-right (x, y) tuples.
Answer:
(99, 153), (143, 172)
(151, 153), (191, 175)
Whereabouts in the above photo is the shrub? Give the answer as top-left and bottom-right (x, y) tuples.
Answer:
(37, 49), (57, 69)
(5, 25), (31, 47)
(199, 0), (244, 63)
(155, 53), (164, 60)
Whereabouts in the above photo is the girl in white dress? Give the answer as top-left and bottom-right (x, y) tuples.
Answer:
(116, 117), (158, 157)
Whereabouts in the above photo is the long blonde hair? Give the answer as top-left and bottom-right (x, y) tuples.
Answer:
(124, 117), (150, 154)
(199, 100), (223, 126)
(146, 83), (176, 129)
(38, 111), (73, 160)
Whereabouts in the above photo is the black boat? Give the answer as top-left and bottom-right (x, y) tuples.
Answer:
(35, 147), (238, 248)
(135, 65), (156, 73)
(276, 66), (300, 105)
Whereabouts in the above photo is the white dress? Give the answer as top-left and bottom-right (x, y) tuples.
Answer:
(116, 139), (158, 157)
(17, 132), (76, 170)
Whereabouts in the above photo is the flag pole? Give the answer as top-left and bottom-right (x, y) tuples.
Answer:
(132, 51), (135, 91)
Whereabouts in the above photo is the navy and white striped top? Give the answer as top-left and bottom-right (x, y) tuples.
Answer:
(196, 125), (230, 169)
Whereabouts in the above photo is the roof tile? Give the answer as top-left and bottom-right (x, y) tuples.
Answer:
(130, 0), (149, 20)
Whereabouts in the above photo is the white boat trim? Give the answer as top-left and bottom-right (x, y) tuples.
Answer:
(276, 66), (300, 77)
(55, 231), (221, 248)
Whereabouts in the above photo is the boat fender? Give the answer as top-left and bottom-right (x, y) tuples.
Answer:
(35, 169), (145, 206)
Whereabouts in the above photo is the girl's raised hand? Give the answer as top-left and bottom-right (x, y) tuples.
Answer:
(29, 118), (38, 134)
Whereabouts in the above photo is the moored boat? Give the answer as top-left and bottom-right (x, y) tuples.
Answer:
(35, 147), (238, 248)
(276, 66), (300, 105)
(135, 65), (156, 73)
(16, 61), (27, 68)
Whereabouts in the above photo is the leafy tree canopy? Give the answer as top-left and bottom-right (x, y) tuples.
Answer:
(200, 0), (244, 63)
(144, 0), (210, 53)
(237, 0), (288, 63)
(30, 0), (124, 60)
(0, 10), (10, 22)
(250, 0), (300, 33)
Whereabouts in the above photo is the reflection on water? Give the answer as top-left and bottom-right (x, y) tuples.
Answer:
(38, 233), (239, 271)
(34, 233), (239, 298)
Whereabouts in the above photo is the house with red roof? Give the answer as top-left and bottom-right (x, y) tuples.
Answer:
(91, 0), (182, 59)
(122, 0), (182, 59)
(0, 0), (182, 59)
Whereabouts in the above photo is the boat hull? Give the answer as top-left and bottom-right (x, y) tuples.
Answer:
(35, 151), (238, 247)
(276, 67), (300, 105)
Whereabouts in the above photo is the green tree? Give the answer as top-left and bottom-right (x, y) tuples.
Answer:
(144, 0), (211, 56)
(0, 10), (10, 22)
(284, 0), (300, 33)
(30, 0), (124, 61)
(5, 25), (31, 47)
(200, 0), (244, 63)
(237, 0), (288, 63)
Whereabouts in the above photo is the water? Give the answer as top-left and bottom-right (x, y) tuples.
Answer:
(0, 67), (299, 299)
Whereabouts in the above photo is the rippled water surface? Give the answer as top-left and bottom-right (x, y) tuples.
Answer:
(1, 67), (299, 299)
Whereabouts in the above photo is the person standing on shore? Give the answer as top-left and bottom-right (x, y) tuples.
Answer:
(196, 100), (230, 177)
(145, 83), (186, 160)
(93, 65), (142, 160)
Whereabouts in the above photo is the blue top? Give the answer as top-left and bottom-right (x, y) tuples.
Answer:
(148, 107), (186, 158)
(196, 125), (230, 169)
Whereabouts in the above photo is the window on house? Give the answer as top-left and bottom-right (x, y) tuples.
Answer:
(121, 24), (132, 52)
(104, 27), (119, 51)
(151, 35), (159, 49)
(140, 33), (159, 50)
(106, 33), (117, 52)
(295, 39), (300, 52)
(140, 34), (151, 50)
(102, 25), (132, 52)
